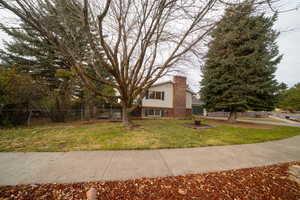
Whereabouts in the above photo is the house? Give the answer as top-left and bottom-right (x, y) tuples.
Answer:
(140, 76), (195, 118)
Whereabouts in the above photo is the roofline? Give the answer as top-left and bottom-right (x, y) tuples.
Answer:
(150, 81), (173, 87)
(150, 81), (196, 95)
(187, 89), (196, 95)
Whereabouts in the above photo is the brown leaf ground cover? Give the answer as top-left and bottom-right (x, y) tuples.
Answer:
(1, 162), (299, 200)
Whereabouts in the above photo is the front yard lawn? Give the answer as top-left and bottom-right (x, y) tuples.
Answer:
(1, 119), (300, 152)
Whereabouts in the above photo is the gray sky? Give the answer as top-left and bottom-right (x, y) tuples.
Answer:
(187, 1), (300, 90)
(0, 0), (299, 91)
(273, 3), (300, 87)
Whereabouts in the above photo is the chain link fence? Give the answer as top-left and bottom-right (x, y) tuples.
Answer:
(0, 106), (123, 127)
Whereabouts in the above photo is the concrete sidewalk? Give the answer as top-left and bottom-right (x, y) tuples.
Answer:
(1, 135), (300, 186)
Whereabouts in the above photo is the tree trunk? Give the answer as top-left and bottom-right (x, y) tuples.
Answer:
(27, 109), (32, 126)
(122, 106), (132, 126)
(50, 96), (67, 122)
(84, 102), (91, 120)
(228, 111), (237, 123)
(89, 104), (95, 119)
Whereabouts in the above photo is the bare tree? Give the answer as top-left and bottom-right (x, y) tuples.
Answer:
(0, 0), (279, 126)
(84, 0), (223, 125)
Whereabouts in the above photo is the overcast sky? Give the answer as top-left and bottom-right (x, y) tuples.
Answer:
(0, 0), (299, 92)
(273, 3), (300, 87)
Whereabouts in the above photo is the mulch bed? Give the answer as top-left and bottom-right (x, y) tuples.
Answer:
(1, 162), (299, 200)
(183, 123), (214, 130)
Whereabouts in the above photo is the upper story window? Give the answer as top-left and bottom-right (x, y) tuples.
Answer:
(145, 91), (165, 100)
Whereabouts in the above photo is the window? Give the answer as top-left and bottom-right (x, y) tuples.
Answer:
(154, 110), (161, 116)
(147, 109), (154, 116)
(145, 109), (164, 117)
(149, 91), (156, 99)
(156, 92), (161, 99)
(146, 91), (165, 100)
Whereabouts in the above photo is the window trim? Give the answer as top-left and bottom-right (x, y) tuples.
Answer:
(145, 90), (165, 100)
(145, 109), (164, 117)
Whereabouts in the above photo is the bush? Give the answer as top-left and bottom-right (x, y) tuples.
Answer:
(0, 104), (29, 126)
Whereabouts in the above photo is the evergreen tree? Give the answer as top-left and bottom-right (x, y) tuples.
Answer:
(277, 83), (300, 112)
(0, 0), (86, 87)
(0, 67), (47, 126)
(200, 2), (282, 122)
(0, 0), (111, 121)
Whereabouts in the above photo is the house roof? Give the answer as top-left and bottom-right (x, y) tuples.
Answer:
(192, 97), (204, 105)
(186, 89), (196, 95)
(150, 80), (196, 95)
(151, 81), (173, 87)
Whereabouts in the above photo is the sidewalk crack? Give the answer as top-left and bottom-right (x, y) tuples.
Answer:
(101, 151), (115, 179)
(158, 150), (174, 176)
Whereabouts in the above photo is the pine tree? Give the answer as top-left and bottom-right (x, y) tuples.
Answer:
(277, 83), (300, 112)
(200, 2), (282, 122)
(0, 0), (87, 87)
(0, 0), (111, 121)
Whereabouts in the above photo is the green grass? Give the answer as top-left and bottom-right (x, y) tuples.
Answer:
(0, 119), (300, 152)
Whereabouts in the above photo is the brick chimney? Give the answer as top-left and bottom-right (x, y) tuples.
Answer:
(173, 76), (187, 118)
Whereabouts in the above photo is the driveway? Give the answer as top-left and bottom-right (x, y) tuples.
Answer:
(238, 119), (300, 127)
(0, 135), (300, 186)
(204, 116), (300, 127)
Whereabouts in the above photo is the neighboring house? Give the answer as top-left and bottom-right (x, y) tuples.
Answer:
(140, 76), (195, 118)
(192, 97), (204, 115)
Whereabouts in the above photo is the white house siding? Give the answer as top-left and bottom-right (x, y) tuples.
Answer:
(186, 92), (192, 109)
(142, 83), (173, 108)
